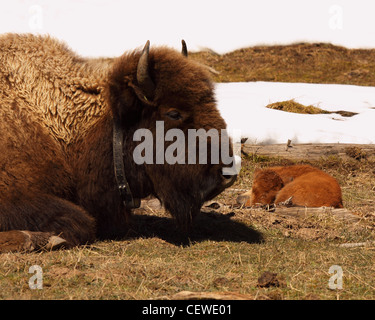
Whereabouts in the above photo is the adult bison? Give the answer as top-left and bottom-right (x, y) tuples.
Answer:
(0, 34), (236, 252)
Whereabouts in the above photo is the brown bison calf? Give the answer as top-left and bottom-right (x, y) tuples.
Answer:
(237, 165), (343, 208)
(0, 34), (236, 252)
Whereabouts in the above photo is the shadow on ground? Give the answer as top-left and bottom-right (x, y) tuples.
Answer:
(124, 210), (264, 246)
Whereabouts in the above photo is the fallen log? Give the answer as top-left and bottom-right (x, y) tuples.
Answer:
(242, 143), (375, 161)
(204, 201), (361, 223)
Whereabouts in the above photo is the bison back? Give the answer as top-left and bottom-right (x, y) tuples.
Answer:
(274, 171), (343, 208)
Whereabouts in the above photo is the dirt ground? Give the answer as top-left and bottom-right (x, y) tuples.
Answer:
(133, 152), (375, 246)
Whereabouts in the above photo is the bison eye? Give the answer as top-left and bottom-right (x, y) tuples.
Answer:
(166, 110), (182, 121)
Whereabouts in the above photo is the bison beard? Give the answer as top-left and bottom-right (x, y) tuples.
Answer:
(0, 34), (236, 252)
(147, 163), (233, 232)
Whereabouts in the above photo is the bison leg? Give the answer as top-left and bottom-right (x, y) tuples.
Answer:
(0, 194), (96, 252)
(236, 190), (252, 207)
(0, 230), (66, 253)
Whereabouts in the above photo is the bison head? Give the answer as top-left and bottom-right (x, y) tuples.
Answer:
(108, 41), (237, 231)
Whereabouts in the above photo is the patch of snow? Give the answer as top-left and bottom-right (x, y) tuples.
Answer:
(216, 82), (375, 144)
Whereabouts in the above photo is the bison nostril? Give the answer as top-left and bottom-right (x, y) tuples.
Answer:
(222, 174), (233, 180)
(221, 173), (237, 187)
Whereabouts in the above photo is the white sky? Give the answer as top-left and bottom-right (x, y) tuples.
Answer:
(0, 0), (375, 57)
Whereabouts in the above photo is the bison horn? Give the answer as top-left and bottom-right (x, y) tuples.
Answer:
(137, 40), (155, 100)
(181, 39), (188, 57)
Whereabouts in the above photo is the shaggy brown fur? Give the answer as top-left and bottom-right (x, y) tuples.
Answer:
(237, 165), (343, 208)
(0, 34), (236, 252)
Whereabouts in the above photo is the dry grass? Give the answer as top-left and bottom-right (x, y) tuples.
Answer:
(1, 154), (375, 300)
(191, 42), (375, 86)
(265, 100), (331, 115)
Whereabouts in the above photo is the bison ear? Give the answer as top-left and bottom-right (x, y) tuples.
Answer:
(181, 39), (188, 57)
(136, 40), (156, 101)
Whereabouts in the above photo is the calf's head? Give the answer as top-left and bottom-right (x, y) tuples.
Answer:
(250, 169), (284, 206)
(108, 41), (237, 230)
